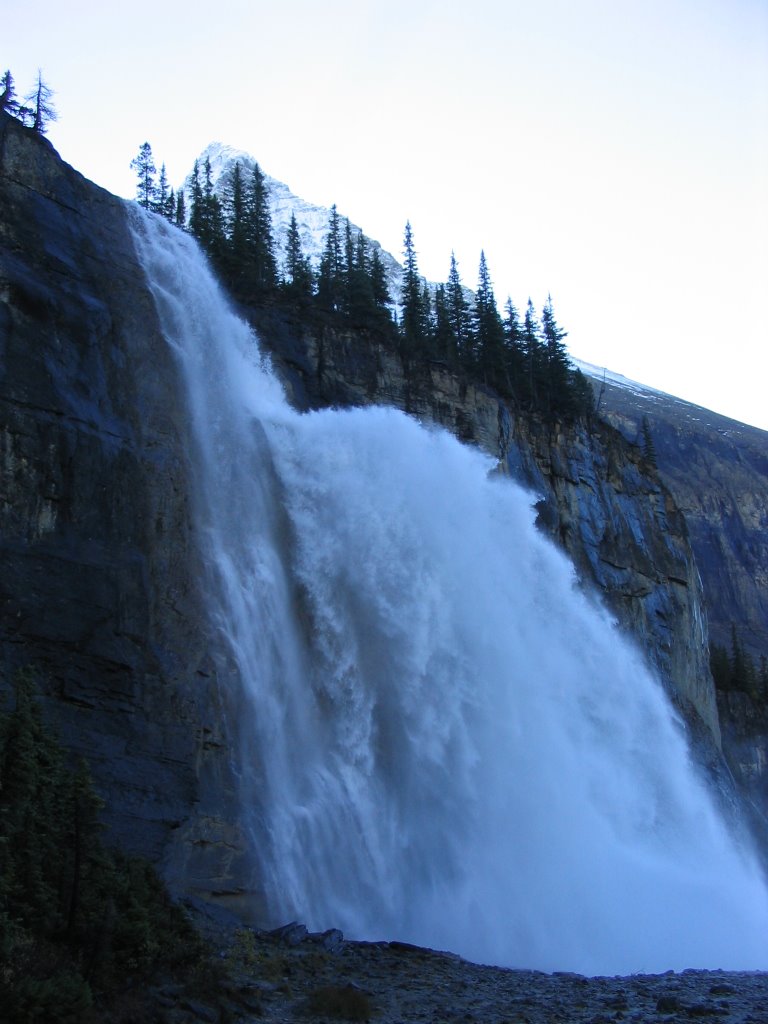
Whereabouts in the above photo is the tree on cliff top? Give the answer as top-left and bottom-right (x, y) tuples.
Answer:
(131, 142), (157, 210)
(1, 70), (19, 116)
(23, 70), (57, 134)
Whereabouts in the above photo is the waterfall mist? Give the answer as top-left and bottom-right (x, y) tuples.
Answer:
(131, 210), (768, 976)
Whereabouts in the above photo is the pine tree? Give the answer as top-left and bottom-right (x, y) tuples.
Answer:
(130, 142), (156, 211)
(164, 186), (176, 223)
(220, 161), (248, 284)
(569, 368), (595, 420)
(346, 229), (379, 322)
(432, 284), (454, 363)
(62, 758), (105, 938)
(188, 159), (204, 238)
(1, 69), (18, 117)
(154, 162), (169, 217)
(522, 298), (544, 411)
(317, 204), (345, 312)
(0, 670), (66, 933)
(730, 624), (749, 692)
(202, 157), (225, 265)
(174, 189), (186, 228)
(0, 669), (205, 1012)
(502, 297), (526, 394)
(641, 416), (657, 469)
(23, 71), (57, 134)
(369, 248), (393, 325)
(445, 252), (472, 366)
(710, 642), (730, 690)
(540, 294), (572, 418)
(400, 221), (430, 356)
(241, 162), (277, 294)
(282, 212), (314, 300)
(473, 251), (506, 385)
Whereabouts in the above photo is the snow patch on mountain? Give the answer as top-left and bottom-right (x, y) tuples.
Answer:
(572, 359), (669, 401)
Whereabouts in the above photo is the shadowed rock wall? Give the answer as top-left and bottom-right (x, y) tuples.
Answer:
(0, 112), (248, 907)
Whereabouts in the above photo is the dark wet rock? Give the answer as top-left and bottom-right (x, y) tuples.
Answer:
(269, 920), (309, 946)
(307, 927), (346, 953)
(0, 111), (253, 904)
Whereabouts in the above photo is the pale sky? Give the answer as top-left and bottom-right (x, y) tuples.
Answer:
(7, 0), (768, 429)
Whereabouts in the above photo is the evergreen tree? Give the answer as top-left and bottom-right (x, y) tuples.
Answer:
(473, 251), (506, 385)
(282, 212), (314, 300)
(729, 624), (750, 693)
(712, 626), (764, 700)
(0, 670), (65, 934)
(174, 188), (186, 228)
(202, 157), (225, 264)
(0, 69), (18, 116)
(641, 416), (657, 469)
(445, 252), (472, 366)
(130, 142), (156, 211)
(400, 221), (430, 356)
(522, 298), (544, 410)
(346, 228), (378, 323)
(243, 161), (277, 294)
(710, 642), (730, 691)
(0, 670), (206, 1016)
(164, 186), (176, 223)
(154, 162), (170, 217)
(188, 157), (226, 263)
(369, 248), (392, 319)
(220, 161), (249, 284)
(23, 71), (56, 133)
(540, 294), (572, 417)
(569, 367), (595, 420)
(421, 280), (436, 352)
(187, 160), (204, 238)
(502, 297), (526, 394)
(432, 284), (454, 362)
(317, 204), (345, 312)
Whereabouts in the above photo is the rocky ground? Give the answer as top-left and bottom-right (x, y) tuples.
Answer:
(136, 902), (768, 1024)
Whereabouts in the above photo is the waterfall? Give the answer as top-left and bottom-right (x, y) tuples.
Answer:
(130, 209), (768, 976)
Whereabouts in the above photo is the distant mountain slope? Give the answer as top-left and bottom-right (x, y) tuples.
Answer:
(576, 360), (768, 665)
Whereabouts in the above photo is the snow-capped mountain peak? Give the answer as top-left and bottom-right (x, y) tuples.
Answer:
(187, 142), (403, 295)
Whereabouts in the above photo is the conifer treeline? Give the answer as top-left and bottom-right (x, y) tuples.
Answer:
(133, 143), (594, 421)
(0, 670), (203, 1019)
(1, 68), (57, 133)
(710, 626), (768, 702)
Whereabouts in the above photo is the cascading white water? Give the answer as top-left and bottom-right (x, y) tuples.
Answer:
(130, 209), (768, 976)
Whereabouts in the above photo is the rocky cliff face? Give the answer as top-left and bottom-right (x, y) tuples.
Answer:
(578, 368), (768, 832)
(254, 311), (720, 749)
(0, 113), (250, 907)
